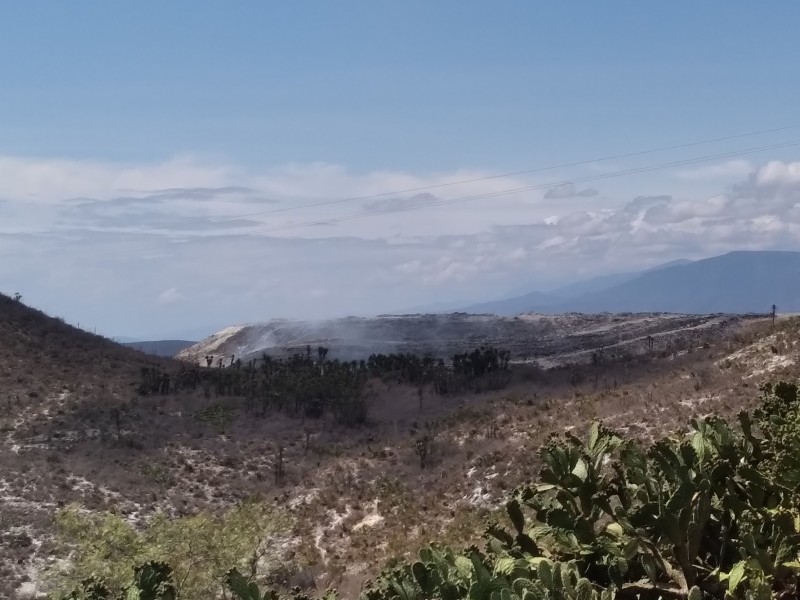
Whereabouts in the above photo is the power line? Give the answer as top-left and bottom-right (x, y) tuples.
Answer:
(221, 138), (800, 236)
(148, 122), (800, 230)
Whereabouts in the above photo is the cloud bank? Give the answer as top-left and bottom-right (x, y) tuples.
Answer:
(1, 154), (799, 338)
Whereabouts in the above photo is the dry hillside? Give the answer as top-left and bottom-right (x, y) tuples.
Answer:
(176, 312), (738, 365)
(1, 293), (798, 599)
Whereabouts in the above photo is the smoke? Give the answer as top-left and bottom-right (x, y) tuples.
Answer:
(182, 313), (520, 363)
(179, 312), (733, 367)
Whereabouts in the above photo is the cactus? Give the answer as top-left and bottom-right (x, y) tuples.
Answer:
(63, 578), (111, 600)
(57, 562), (175, 600)
(53, 380), (800, 600)
(474, 382), (800, 599)
(225, 569), (280, 600)
(129, 562), (176, 600)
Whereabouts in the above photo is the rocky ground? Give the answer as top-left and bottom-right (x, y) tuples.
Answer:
(1, 298), (795, 598)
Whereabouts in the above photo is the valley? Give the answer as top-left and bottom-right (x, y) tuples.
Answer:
(1, 292), (796, 598)
(6, 6), (800, 599)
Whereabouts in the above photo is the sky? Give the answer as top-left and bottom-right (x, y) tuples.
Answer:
(2, 2), (800, 339)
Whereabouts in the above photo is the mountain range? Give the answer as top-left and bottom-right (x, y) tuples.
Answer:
(462, 251), (796, 315)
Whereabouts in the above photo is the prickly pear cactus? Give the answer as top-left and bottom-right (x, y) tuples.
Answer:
(52, 380), (800, 600)
(129, 562), (176, 600)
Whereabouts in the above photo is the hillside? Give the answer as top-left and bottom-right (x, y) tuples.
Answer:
(0, 293), (177, 596)
(459, 291), (560, 316)
(3, 291), (799, 599)
(177, 312), (736, 365)
(549, 257), (693, 298)
(556, 251), (798, 314)
(0, 293), (166, 401)
(461, 251), (798, 316)
(402, 260), (693, 316)
(461, 258), (694, 315)
(122, 340), (196, 357)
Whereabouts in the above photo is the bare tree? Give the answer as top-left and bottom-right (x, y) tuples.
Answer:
(413, 435), (433, 469)
(274, 446), (285, 484)
(109, 402), (129, 442)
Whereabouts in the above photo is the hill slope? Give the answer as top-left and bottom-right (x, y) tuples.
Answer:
(462, 252), (797, 316)
(1, 289), (793, 599)
(549, 258), (693, 299)
(558, 251), (798, 314)
(0, 293), (164, 400)
(177, 312), (739, 365)
(459, 291), (561, 316)
(123, 339), (196, 357)
(462, 258), (694, 315)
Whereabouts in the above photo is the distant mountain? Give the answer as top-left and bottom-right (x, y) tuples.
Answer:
(461, 258), (694, 315)
(646, 258), (694, 271)
(124, 340), (197, 357)
(546, 272), (637, 300)
(458, 252), (798, 316)
(396, 299), (475, 314)
(549, 259), (693, 299)
(461, 291), (561, 315)
(557, 251), (797, 314)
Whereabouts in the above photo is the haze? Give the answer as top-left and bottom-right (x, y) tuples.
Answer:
(2, 2), (800, 339)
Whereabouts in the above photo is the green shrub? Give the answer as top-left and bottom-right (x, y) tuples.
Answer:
(194, 402), (236, 430)
(54, 381), (800, 600)
(361, 382), (800, 600)
(49, 501), (293, 600)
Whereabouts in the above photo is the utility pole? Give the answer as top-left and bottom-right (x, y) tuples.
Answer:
(772, 304), (777, 327)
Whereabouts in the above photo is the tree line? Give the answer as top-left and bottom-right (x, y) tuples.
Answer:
(137, 346), (512, 425)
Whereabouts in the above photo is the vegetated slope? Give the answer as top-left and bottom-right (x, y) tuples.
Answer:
(177, 312), (739, 365)
(2, 289), (796, 599)
(122, 340), (196, 357)
(56, 378), (800, 600)
(0, 293), (175, 595)
(0, 293), (164, 401)
(18, 314), (800, 600)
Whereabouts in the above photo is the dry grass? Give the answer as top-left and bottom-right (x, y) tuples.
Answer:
(2, 291), (797, 598)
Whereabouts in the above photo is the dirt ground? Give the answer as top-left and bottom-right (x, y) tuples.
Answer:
(2, 302), (797, 599)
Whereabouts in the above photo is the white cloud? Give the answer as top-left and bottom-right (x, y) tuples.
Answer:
(754, 160), (800, 186)
(158, 287), (185, 305)
(363, 193), (438, 212)
(394, 260), (423, 275)
(676, 159), (753, 180)
(3, 154), (800, 337)
(543, 182), (599, 199)
(0, 155), (239, 203)
(0, 155), (555, 240)
(506, 247), (527, 261)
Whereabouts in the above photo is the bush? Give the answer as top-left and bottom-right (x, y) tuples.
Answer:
(49, 500), (293, 600)
(53, 381), (800, 600)
(361, 381), (800, 600)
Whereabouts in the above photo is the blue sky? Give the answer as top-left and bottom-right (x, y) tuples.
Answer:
(2, 3), (800, 338)
(4, 2), (799, 168)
